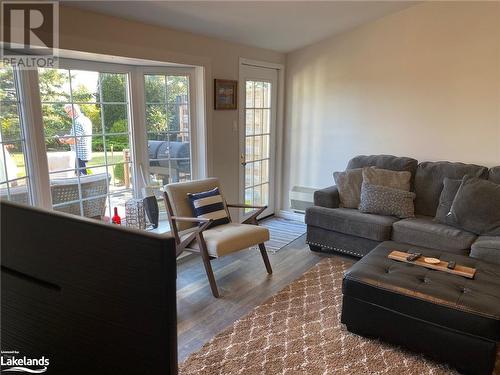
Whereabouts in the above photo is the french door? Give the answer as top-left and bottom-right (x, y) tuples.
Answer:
(239, 64), (278, 219)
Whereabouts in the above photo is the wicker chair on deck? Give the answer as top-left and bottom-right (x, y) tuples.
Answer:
(0, 173), (110, 219)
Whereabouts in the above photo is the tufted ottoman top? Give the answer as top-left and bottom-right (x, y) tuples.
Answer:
(343, 241), (500, 342)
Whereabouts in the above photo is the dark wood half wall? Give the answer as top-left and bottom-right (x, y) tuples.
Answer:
(1, 202), (177, 374)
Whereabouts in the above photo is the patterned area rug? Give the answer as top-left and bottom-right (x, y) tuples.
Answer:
(259, 217), (307, 253)
(180, 257), (500, 375)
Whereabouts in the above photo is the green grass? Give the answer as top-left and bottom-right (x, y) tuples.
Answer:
(11, 151), (126, 179)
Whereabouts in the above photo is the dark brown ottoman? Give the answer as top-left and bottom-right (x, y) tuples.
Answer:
(341, 241), (500, 375)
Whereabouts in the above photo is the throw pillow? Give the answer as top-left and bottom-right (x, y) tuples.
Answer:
(362, 167), (411, 191)
(449, 176), (500, 235)
(333, 168), (363, 208)
(434, 178), (462, 224)
(187, 187), (230, 228)
(359, 182), (416, 218)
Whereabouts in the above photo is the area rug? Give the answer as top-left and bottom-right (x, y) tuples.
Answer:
(259, 217), (307, 253)
(179, 257), (500, 375)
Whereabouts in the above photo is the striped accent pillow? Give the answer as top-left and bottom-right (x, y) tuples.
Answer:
(187, 187), (230, 228)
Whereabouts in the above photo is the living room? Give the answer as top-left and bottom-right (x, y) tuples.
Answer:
(1, 1), (499, 374)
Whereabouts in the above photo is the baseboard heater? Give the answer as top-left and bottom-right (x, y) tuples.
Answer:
(289, 186), (316, 213)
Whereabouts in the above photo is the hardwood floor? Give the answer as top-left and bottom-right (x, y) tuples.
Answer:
(176, 234), (350, 362)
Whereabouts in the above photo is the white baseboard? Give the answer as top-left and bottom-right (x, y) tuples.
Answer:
(277, 210), (305, 222)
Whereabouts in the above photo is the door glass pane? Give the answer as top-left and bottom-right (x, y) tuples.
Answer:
(245, 81), (254, 108)
(1, 103), (22, 141)
(253, 160), (261, 186)
(262, 160), (269, 184)
(100, 73), (127, 103)
(102, 104), (128, 133)
(263, 82), (271, 108)
(245, 163), (253, 188)
(70, 70), (99, 102)
(254, 109), (263, 134)
(145, 75), (166, 103)
(38, 68), (70, 102)
(144, 74), (192, 186)
(254, 136), (263, 160)
(245, 109), (254, 136)
(263, 109), (270, 134)
(254, 82), (263, 108)
(245, 137), (254, 162)
(39, 67), (132, 220)
(146, 104), (167, 133)
(262, 183), (269, 206)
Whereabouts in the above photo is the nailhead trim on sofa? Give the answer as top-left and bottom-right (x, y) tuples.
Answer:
(306, 240), (364, 258)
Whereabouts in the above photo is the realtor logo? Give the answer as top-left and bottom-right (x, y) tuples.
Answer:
(1, 351), (50, 373)
(1, 1), (59, 68)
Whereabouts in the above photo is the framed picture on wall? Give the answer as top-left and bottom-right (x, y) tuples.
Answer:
(214, 79), (237, 110)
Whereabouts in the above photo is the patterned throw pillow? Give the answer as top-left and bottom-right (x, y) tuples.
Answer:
(359, 182), (416, 218)
(187, 187), (230, 228)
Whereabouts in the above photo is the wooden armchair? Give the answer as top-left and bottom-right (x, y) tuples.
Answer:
(164, 178), (272, 297)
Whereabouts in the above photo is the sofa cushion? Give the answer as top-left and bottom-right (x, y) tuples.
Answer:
(434, 177), (462, 225)
(333, 168), (363, 208)
(305, 206), (398, 241)
(450, 176), (500, 236)
(391, 216), (476, 254)
(488, 166), (500, 184)
(362, 167), (411, 191)
(414, 161), (488, 217)
(346, 154), (418, 189)
(359, 182), (415, 219)
(471, 236), (500, 265)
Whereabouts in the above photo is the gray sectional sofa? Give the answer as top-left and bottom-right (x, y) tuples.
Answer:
(305, 155), (500, 264)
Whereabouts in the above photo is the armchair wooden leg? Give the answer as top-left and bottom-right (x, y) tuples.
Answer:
(258, 243), (273, 274)
(198, 235), (220, 298)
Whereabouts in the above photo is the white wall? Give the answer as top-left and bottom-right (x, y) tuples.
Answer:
(283, 2), (500, 210)
(56, 6), (285, 205)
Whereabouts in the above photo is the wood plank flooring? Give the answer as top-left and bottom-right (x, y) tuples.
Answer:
(176, 234), (348, 362)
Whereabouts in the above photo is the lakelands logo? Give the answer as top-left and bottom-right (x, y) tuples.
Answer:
(1, 351), (49, 373)
(1, 1), (59, 68)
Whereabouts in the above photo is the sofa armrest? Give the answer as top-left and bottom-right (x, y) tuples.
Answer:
(314, 185), (340, 208)
(470, 236), (500, 265)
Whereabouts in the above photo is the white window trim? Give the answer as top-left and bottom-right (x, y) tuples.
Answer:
(133, 66), (204, 194)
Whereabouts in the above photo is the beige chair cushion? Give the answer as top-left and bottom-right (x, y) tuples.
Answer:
(165, 177), (229, 231)
(180, 223), (270, 257)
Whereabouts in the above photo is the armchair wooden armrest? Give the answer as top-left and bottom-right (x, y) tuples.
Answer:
(176, 219), (212, 257)
(226, 203), (267, 225)
(226, 203), (267, 209)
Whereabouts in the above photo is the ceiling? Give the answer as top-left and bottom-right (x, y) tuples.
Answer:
(65, 1), (417, 53)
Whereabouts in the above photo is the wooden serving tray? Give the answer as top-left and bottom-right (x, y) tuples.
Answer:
(388, 250), (476, 279)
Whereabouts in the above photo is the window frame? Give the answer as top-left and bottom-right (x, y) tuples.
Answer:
(7, 58), (204, 220)
(0, 64), (33, 204)
(133, 66), (198, 189)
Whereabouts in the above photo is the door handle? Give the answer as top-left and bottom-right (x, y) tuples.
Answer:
(240, 153), (246, 167)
